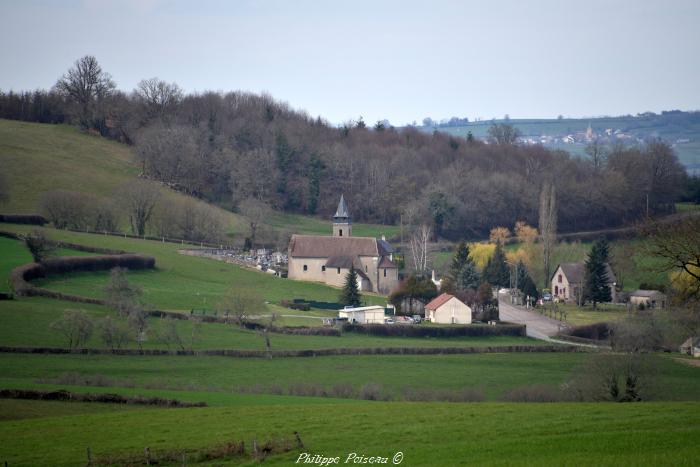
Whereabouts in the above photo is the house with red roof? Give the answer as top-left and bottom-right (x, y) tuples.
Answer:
(424, 293), (472, 324)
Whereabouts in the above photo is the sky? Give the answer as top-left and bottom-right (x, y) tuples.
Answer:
(1, 0), (699, 125)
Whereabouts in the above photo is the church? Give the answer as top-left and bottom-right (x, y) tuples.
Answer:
(287, 195), (399, 295)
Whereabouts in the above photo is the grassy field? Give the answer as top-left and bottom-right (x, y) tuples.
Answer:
(0, 224), (384, 311)
(2, 352), (699, 401)
(0, 297), (536, 351)
(0, 119), (398, 241)
(0, 398), (699, 466)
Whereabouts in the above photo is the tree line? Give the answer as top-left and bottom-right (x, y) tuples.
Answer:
(0, 55), (692, 240)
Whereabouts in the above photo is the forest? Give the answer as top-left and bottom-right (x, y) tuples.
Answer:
(0, 56), (691, 240)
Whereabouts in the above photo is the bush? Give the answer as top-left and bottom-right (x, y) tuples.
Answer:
(500, 384), (566, 402)
(565, 322), (612, 341)
(0, 214), (47, 225)
(342, 322), (525, 338)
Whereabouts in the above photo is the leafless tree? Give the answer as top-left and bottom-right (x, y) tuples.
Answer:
(50, 309), (94, 349)
(54, 55), (115, 128)
(238, 198), (272, 249)
(24, 230), (55, 262)
(644, 216), (700, 301)
(135, 78), (183, 120)
(216, 288), (266, 326)
(39, 190), (92, 230)
(104, 268), (143, 317)
(98, 315), (131, 350)
(115, 179), (160, 236)
(539, 181), (557, 288)
(585, 139), (608, 172)
(487, 123), (521, 145)
(409, 224), (432, 274)
(159, 317), (186, 351)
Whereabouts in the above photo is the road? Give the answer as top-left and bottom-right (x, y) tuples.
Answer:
(498, 293), (565, 340)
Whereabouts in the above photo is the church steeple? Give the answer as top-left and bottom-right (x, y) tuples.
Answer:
(332, 194), (352, 237)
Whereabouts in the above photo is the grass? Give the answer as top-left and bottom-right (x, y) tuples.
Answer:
(0, 119), (398, 241)
(551, 302), (630, 326)
(0, 224), (385, 311)
(0, 236), (32, 292)
(0, 400), (699, 466)
(0, 399), (150, 422)
(1, 352), (699, 402)
(0, 296), (536, 351)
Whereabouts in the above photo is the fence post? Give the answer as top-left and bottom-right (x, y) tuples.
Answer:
(86, 446), (92, 466)
(144, 447), (150, 465)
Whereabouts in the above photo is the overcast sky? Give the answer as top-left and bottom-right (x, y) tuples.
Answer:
(2, 0), (699, 125)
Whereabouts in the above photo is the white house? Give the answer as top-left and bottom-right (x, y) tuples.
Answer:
(551, 262), (617, 303)
(424, 293), (472, 324)
(338, 305), (386, 324)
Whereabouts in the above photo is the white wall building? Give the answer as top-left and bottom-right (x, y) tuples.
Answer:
(338, 305), (386, 324)
(424, 293), (472, 324)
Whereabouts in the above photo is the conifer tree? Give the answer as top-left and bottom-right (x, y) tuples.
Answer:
(340, 266), (362, 307)
(583, 238), (612, 308)
(450, 242), (480, 291)
(483, 241), (510, 287)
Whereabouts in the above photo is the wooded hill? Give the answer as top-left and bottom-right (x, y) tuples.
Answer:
(0, 56), (691, 240)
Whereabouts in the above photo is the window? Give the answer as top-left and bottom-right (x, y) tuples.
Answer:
(339, 229), (343, 236)
(383, 269), (387, 277)
(365, 265), (368, 272)
(322, 266), (326, 272)
(303, 264), (308, 272)
(337, 268), (341, 274)
(558, 274), (562, 283)
(554, 285), (559, 294)
(562, 288), (566, 296)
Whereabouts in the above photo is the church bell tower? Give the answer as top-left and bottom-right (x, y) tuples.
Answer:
(332, 194), (352, 237)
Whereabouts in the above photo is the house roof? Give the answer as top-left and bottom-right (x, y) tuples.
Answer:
(289, 234), (391, 258)
(425, 293), (456, 311)
(681, 337), (700, 347)
(325, 255), (361, 269)
(378, 256), (397, 268)
(334, 194), (350, 220)
(630, 289), (666, 298)
(553, 262), (617, 285)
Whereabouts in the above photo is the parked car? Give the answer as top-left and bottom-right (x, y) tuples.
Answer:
(384, 318), (394, 324)
(543, 293), (552, 302)
(412, 315), (422, 324)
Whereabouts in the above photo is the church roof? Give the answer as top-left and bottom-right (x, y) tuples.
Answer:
(289, 234), (391, 258)
(334, 194), (350, 220)
(378, 256), (397, 268)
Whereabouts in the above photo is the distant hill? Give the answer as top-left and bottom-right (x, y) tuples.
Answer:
(416, 111), (700, 173)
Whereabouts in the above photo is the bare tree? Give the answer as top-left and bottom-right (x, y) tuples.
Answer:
(98, 315), (131, 350)
(585, 139), (608, 172)
(115, 179), (160, 236)
(409, 224), (432, 275)
(54, 55), (115, 128)
(539, 181), (557, 288)
(216, 288), (266, 326)
(135, 78), (183, 120)
(487, 123), (521, 145)
(238, 198), (272, 250)
(104, 268), (143, 316)
(159, 317), (186, 351)
(50, 309), (94, 349)
(644, 216), (700, 301)
(39, 190), (92, 230)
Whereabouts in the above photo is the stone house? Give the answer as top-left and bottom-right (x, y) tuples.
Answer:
(551, 262), (617, 303)
(424, 293), (472, 324)
(287, 195), (399, 295)
(629, 290), (667, 309)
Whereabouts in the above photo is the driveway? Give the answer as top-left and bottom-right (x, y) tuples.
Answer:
(498, 293), (566, 340)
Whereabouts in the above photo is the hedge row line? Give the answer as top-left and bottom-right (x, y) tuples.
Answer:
(10, 254), (156, 297)
(342, 322), (526, 338)
(0, 344), (584, 358)
(0, 388), (206, 407)
(0, 214), (47, 225)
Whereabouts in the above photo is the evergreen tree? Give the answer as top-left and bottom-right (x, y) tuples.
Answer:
(483, 241), (510, 287)
(340, 266), (361, 307)
(583, 238), (612, 308)
(515, 261), (539, 300)
(450, 242), (480, 291)
(457, 261), (480, 290)
(450, 242), (470, 280)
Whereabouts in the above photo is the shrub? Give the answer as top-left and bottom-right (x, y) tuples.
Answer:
(500, 384), (566, 402)
(358, 382), (384, 400)
(0, 214), (47, 225)
(342, 322), (525, 338)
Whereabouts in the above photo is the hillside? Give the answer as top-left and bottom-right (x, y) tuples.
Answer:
(419, 112), (700, 173)
(0, 119), (395, 240)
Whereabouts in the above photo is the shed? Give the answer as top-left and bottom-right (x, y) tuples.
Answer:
(424, 293), (472, 324)
(680, 337), (700, 358)
(629, 290), (667, 309)
(338, 305), (386, 324)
